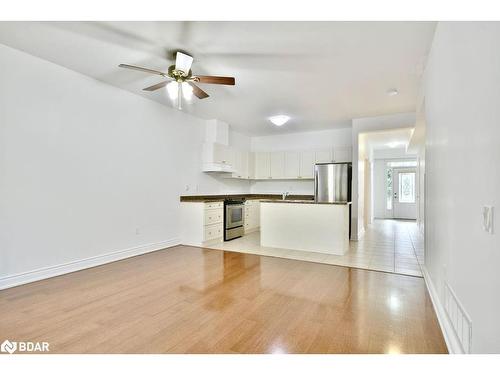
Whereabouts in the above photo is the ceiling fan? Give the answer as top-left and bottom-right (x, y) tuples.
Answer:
(119, 52), (235, 110)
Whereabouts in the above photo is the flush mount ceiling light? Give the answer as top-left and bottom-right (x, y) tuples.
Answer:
(386, 141), (406, 148)
(269, 115), (290, 126)
(387, 89), (399, 96)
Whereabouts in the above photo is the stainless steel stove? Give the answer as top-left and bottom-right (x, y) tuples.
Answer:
(224, 199), (245, 241)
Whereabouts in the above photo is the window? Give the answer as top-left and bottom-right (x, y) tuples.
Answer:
(398, 172), (416, 203)
(386, 168), (393, 210)
(387, 160), (417, 168)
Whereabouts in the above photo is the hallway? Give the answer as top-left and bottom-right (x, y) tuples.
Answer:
(206, 219), (423, 277)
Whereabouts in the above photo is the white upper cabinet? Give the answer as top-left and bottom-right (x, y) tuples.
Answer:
(299, 151), (315, 178)
(284, 151), (300, 178)
(248, 152), (256, 179)
(231, 150), (250, 179)
(255, 152), (270, 179)
(270, 152), (285, 179)
(232, 150), (243, 178)
(240, 151), (249, 179)
(315, 149), (333, 163)
(333, 146), (352, 162)
(202, 142), (234, 172)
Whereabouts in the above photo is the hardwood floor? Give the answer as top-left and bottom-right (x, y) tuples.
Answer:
(0, 246), (447, 354)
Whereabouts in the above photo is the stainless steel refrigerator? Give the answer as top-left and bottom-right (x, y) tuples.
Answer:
(314, 163), (352, 203)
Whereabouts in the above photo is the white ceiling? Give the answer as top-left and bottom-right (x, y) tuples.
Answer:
(0, 21), (436, 136)
(360, 127), (415, 154)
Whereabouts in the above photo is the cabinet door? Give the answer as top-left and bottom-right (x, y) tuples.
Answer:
(232, 150), (243, 178)
(240, 151), (249, 179)
(299, 151), (315, 178)
(248, 152), (256, 179)
(333, 146), (352, 162)
(225, 146), (235, 167)
(270, 152), (285, 179)
(284, 151), (300, 178)
(315, 149), (333, 163)
(212, 143), (227, 164)
(255, 152), (270, 179)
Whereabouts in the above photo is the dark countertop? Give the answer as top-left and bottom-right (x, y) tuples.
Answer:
(260, 199), (351, 205)
(180, 194), (314, 202)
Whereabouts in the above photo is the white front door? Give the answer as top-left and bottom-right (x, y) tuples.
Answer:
(393, 168), (417, 219)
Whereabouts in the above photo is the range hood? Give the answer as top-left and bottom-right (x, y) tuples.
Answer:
(201, 119), (234, 173)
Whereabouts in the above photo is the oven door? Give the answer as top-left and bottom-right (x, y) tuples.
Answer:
(226, 204), (244, 229)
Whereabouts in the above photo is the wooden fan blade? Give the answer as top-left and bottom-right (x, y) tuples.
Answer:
(143, 81), (169, 91)
(119, 64), (166, 77)
(188, 82), (209, 99)
(193, 75), (235, 85)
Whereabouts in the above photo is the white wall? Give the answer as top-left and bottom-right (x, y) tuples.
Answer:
(251, 128), (352, 151)
(250, 128), (352, 195)
(373, 160), (387, 218)
(423, 22), (500, 353)
(0, 44), (249, 286)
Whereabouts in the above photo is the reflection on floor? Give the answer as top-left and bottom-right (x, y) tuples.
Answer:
(206, 219), (423, 277)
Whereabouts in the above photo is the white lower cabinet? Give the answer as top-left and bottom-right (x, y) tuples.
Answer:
(244, 199), (260, 234)
(180, 201), (224, 246)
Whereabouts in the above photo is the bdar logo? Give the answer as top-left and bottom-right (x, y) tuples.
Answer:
(1, 340), (17, 354)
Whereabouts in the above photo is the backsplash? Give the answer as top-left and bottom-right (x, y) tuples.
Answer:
(250, 179), (314, 195)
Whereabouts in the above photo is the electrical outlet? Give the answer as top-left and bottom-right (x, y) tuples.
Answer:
(135, 228), (140, 235)
(185, 185), (190, 192)
(482, 206), (494, 234)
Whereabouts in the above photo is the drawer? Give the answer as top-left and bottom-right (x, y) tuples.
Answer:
(204, 223), (223, 241)
(204, 209), (223, 225)
(205, 201), (223, 210)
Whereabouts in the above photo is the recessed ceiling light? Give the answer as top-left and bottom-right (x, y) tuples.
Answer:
(387, 89), (399, 96)
(269, 115), (290, 126)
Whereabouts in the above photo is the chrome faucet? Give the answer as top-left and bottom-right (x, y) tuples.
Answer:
(282, 191), (290, 200)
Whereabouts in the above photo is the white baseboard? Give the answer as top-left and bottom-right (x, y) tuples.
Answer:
(422, 265), (463, 354)
(0, 238), (180, 291)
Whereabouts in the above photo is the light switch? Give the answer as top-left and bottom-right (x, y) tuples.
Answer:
(482, 206), (494, 234)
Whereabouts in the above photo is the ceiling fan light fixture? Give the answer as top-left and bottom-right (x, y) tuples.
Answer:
(269, 115), (290, 126)
(166, 81), (178, 100)
(175, 52), (193, 75)
(182, 82), (193, 101)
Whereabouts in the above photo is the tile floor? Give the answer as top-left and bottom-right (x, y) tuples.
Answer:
(206, 219), (424, 277)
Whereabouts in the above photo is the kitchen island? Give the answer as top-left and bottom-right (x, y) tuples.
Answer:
(260, 200), (351, 255)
